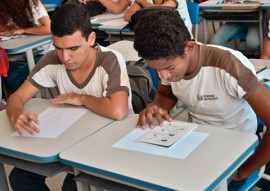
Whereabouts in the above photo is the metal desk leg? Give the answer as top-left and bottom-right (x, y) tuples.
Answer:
(0, 163), (9, 191)
(74, 168), (90, 191)
(259, 10), (263, 53)
(25, 49), (36, 72)
(25, 49), (41, 97)
(215, 180), (228, 191)
(203, 18), (209, 44)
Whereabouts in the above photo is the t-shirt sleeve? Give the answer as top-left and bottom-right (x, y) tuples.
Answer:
(32, 0), (49, 26)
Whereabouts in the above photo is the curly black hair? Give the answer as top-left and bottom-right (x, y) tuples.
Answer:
(51, 3), (92, 40)
(134, 8), (191, 60)
(0, 0), (39, 29)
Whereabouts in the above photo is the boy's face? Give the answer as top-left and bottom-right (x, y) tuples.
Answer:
(53, 30), (95, 70)
(145, 56), (189, 82)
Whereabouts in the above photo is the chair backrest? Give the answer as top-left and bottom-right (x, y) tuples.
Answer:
(107, 40), (140, 61)
(186, 2), (200, 40)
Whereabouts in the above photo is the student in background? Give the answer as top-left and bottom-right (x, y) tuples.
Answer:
(0, 0), (50, 35)
(134, 9), (270, 190)
(70, 0), (132, 14)
(6, 3), (133, 190)
(124, 0), (192, 35)
(124, 0), (178, 21)
(209, 1), (259, 54)
(260, 8), (270, 59)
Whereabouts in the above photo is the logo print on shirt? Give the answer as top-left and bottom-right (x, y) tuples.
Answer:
(197, 94), (218, 101)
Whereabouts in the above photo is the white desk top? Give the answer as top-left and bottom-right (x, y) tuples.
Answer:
(0, 35), (52, 54)
(60, 114), (258, 191)
(0, 98), (113, 162)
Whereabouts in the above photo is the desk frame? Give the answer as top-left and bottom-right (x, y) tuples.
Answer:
(201, 8), (263, 52)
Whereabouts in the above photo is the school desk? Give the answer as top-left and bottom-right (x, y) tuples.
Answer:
(199, 2), (264, 52)
(0, 98), (113, 191)
(0, 35), (52, 72)
(59, 114), (258, 191)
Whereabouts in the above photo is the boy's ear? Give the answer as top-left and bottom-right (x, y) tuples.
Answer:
(184, 41), (195, 54)
(88, 31), (96, 46)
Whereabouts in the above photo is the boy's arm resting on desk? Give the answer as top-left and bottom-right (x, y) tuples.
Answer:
(124, 2), (142, 21)
(137, 83), (177, 129)
(136, 0), (177, 8)
(235, 84), (270, 180)
(6, 80), (41, 136)
(260, 39), (270, 59)
(98, 0), (130, 14)
(12, 16), (51, 35)
(50, 91), (129, 120)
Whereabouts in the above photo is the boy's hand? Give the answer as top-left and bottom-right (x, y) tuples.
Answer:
(11, 112), (40, 136)
(136, 103), (172, 129)
(50, 93), (83, 106)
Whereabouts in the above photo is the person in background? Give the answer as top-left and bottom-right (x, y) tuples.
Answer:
(6, 3), (133, 191)
(210, 1), (259, 54)
(0, 0), (50, 35)
(124, 0), (178, 21)
(74, 0), (132, 14)
(134, 8), (270, 191)
(260, 8), (270, 59)
(124, 0), (192, 35)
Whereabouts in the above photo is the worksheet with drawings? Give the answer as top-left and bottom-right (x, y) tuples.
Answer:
(137, 121), (197, 147)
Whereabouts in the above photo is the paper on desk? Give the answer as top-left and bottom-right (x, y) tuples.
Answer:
(100, 18), (128, 27)
(93, 12), (125, 20)
(113, 126), (209, 159)
(11, 106), (88, 138)
(0, 34), (26, 41)
(137, 121), (197, 147)
(257, 69), (270, 80)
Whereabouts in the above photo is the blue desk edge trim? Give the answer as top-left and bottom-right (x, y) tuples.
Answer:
(205, 139), (259, 191)
(60, 158), (176, 191)
(0, 147), (58, 162)
(5, 36), (52, 53)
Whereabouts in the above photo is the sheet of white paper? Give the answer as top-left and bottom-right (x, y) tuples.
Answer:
(113, 128), (209, 160)
(94, 12), (125, 20)
(137, 121), (197, 147)
(11, 106), (88, 138)
(257, 69), (270, 80)
(100, 18), (128, 27)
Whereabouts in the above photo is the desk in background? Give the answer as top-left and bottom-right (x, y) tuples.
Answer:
(200, 2), (264, 52)
(60, 114), (258, 191)
(0, 98), (113, 191)
(91, 12), (134, 44)
(0, 35), (52, 72)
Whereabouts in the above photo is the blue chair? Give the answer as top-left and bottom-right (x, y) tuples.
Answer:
(187, 2), (200, 40)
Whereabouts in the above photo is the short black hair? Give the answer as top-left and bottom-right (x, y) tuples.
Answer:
(134, 9), (191, 60)
(51, 3), (92, 40)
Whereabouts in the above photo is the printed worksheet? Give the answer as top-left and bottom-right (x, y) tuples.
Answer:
(137, 121), (197, 147)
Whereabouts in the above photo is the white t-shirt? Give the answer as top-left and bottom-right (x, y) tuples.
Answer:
(32, 0), (49, 26)
(161, 43), (259, 133)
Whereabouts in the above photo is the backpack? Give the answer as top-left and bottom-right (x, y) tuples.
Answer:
(0, 47), (9, 77)
(126, 59), (157, 113)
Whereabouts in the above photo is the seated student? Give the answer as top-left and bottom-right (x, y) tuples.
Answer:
(0, 0), (50, 35)
(133, 9), (270, 190)
(124, 0), (192, 35)
(6, 3), (133, 191)
(209, 0), (259, 54)
(260, 8), (270, 59)
(68, 0), (132, 15)
(124, 0), (178, 21)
